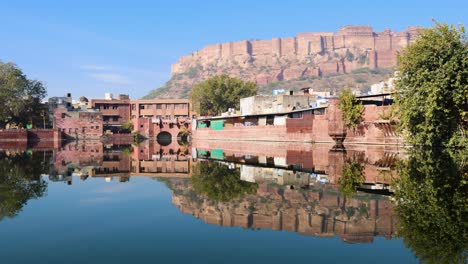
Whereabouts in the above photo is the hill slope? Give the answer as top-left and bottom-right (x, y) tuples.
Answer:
(143, 25), (420, 99)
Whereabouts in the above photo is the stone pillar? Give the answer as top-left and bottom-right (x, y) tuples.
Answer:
(327, 98), (347, 144)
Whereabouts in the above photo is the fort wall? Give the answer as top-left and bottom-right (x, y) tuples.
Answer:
(171, 25), (421, 76)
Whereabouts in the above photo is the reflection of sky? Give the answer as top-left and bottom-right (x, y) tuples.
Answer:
(0, 176), (417, 264)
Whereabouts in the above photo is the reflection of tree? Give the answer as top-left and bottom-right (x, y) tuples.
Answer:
(338, 158), (364, 198)
(190, 161), (258, 202)
(0, 152), (49, 221)
(394, 148), (467, 264)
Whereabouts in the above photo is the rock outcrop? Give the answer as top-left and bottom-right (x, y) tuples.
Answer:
(144, 25), (421, 99)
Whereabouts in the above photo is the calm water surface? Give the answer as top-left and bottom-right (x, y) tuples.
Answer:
(0, 141), (465, 264)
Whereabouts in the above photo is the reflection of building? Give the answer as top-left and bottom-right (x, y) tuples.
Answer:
(170, 178), (396, 243)
(52, 141), (192, 184)
(193, 141), (400, 192)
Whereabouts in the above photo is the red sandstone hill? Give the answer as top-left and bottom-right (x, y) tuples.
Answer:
(143, 25), (420, 99)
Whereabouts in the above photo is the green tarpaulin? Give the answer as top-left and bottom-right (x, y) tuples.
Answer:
(197, 123), (207, 128)
(211, 120), (224, 130)
(210, 149), (224, 160)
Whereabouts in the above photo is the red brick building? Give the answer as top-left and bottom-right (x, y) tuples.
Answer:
(53, 106), (103, 139)
(53, 94), (192, 140)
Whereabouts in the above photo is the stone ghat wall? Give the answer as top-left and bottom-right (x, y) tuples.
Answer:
(0, 129), (63, 149)
(171, 181), (396, 242)
(172, 25), (420, 75)
(0, 129), (28, 141)
(193, 102), (402, 145)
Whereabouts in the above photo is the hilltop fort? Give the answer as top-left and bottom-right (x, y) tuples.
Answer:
(144, 25), (421, 99)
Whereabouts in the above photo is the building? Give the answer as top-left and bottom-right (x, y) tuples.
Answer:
(54, 105), (103, 139)
(90, 94), (132, 133)
(240, 93), (313, 116)
(53, 93), (192, 140)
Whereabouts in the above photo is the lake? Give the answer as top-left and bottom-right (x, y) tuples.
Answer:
(0, 140), (465, 264)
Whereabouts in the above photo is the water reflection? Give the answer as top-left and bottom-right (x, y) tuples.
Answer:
(393, 148), (467, 264)
(0, 150), (49, 220)
(0, 140), (466, 263)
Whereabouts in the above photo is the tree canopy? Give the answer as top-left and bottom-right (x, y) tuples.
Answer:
(338, 89), (364, 130)
(338, 158), (365, 197)
(393, 148), (467, 263)
(190, 161), (258, 202)
(189, 74), (258, 116)
(394, 22), (468, 147)
(0, 151), (49, 221)
(0, 61), (47, 128)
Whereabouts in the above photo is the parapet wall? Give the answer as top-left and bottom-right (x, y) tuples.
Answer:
(193, 102), (402, 145)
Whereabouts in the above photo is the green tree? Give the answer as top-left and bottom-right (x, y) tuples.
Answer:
(338, 158), (365, 197)
(190, 161), (258, 201)
(394, 22), (468, 147)
(0, 61), (47, 128)
(189, 74), (258, 116)
(338, 89), (364, 130)
(393, 148), (467, 264)
(0, 151), (49, 221)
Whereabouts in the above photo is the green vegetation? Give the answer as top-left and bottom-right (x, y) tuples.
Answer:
(358, 53), (368, 64)
(0, 61), (47, 128)
(190, 161), (258, 202)
(338, 159), (365, 197)
(0, 151), (49, 221)
(394, 22), (468, 147)
(338, 89), (364, 130)
(189, 74), (258, 116)
(132, 131), (143, 144)
(393, 148), (467, 264)
(121, 121), (133, 132)
(345, 49), (355, 62)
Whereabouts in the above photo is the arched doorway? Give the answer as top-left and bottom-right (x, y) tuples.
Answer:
(156, 131), (172, 146)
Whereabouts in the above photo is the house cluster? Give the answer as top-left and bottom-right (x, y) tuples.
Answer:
(49, 93), (192, 139)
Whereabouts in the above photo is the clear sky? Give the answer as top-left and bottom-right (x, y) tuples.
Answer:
(0, 0), (467, 99)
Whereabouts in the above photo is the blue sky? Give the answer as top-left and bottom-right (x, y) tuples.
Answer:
(0, 0), (467, 99)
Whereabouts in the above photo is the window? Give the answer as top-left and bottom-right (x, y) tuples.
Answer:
(90, 126), (94, 129)
(95, 126), (100, 130)
(61, 113), (66, 118)
(112, 116), (119, 121)
(166, 104), (170, 109)
(156, 104), (162, 109)
(140, 105), (145, 110)
(131, 104), (136, 110)
(112, 105), (118, 109)
(104, 105), (110, 109)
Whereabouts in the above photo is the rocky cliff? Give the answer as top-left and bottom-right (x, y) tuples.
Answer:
(144, 25), (421, 99)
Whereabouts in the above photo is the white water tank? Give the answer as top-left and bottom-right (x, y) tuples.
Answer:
(105, 93), (113, 100)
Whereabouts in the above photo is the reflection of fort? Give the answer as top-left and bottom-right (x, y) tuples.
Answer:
(169, 178), (396, 243)
(194, 140), (401, 193)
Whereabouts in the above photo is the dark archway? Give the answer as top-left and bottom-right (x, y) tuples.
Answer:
(156, 131), (172, 146)
(176, 132), (189, 146)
